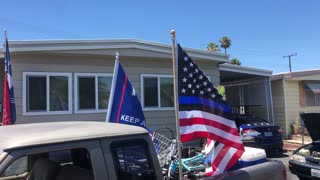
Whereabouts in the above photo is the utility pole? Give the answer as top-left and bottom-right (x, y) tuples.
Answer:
(283, 53), (297, 72)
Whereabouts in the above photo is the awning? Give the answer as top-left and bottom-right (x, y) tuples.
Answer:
(305, 82), (320, 94)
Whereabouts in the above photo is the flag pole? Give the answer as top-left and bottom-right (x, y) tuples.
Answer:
(4, 29), (7, 42)
(106, 52), (120, 122)
(4, 30), (8, 74)
(2, 29), (6, 125)
(3, 29), (7, 63)
(171, 30), (183, 180)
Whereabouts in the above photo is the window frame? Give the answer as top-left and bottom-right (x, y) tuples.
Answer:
(22, 72), (72, 116)
(304, 81), (320, 107)
(140, 74), (211, 111)
(140, 74), (174, 111)
(0, 156), (28, 177)
(74, 73), (113, 114)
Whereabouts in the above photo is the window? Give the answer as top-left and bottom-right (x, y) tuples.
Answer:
(23, 72), (72, 115)
(75, 73), (112, 113)
(0, 148), (94, 179)
(141, 75), (174, 110)
(0, 156), (28, 177)
(111, 139), (156, 180)
(304, 81), (320, 106)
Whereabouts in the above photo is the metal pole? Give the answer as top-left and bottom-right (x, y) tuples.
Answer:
(171, 29), (183, 180)
(289, 56), (292, 72)
(106, 52), (119, 122)
(268, 77), (275, 125)
(3, 29), (7, 59)
(300, 112), (304, 145)
(283, 53), (297, 72)
(4, 29), (7, 42)
(3, 29), (7, 73)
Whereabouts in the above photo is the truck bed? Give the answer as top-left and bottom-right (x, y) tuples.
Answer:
(206, 160), (286, 180)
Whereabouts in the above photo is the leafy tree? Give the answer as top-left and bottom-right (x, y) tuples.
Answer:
(207, 42), (220, 52)
(219, 36), (232, 54)
(230, 58), (241, 65)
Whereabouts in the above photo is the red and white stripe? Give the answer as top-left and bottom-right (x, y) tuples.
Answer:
(179, 110), (243, 149)
(205, 138), (215, 155)
(205, 141), (243, 176)
(179, 110), (244, 176)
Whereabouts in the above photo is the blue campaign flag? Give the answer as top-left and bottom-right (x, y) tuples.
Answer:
(106, 57), (146, 128)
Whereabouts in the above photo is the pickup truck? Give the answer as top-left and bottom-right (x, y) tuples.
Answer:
(0, 121), (287, 180)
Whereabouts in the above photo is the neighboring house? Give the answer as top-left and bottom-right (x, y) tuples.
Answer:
(272, 70), (320, 139)
(0, 39), (228, 135)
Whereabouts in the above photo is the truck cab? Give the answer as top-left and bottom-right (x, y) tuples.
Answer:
(0, 121), (162, 180)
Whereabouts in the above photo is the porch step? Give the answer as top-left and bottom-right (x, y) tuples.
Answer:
(283, 141), (304, 151)
(291, 134), (312, 142)
(284, 134), (312, 145)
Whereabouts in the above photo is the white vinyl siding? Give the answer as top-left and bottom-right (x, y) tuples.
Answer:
(22, 72), (72, 115)
(74, 73), (112, 114)
(13, 53), (220, 127)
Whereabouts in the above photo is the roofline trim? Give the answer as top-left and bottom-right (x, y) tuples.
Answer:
(219, 63), (273, 77)
(4, 39), (229, 62)
(272, 69), (320, 80)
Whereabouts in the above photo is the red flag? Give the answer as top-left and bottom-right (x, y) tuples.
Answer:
(2, 74), (12, 125)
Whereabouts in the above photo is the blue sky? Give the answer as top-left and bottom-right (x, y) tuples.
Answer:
(0, 0), (319, 74)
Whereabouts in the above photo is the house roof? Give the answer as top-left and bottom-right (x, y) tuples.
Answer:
(219, 63), (273, 84)
(0, 121), (147, 153)
(272, 69), (320, 81)
(3, 39), (229, 62)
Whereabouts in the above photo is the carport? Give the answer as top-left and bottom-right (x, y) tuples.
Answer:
(219, 64), (274, 124)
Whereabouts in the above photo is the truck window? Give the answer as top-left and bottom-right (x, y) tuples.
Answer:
(0, 148), (94, 180)
(111, 139), (156, 180)
(0, 156), (28, 177)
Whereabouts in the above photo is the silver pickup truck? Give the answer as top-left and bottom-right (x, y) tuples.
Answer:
(0, 121), (286, 180)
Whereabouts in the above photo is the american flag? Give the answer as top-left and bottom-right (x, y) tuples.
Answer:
(177, 44), (244, 176)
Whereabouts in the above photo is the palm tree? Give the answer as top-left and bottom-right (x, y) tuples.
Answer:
(219, 36), (232, 54)
(206, 42), (220, 52)
(230, 58), (241, 65)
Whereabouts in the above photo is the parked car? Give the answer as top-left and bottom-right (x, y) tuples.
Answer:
(289, 113), (320, 180)
(233, 114), (283, 155)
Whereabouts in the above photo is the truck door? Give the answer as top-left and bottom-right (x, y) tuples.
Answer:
(0, 140), (108, 180)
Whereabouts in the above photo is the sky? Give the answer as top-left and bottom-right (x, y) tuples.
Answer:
(0, 0), (319, 74)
